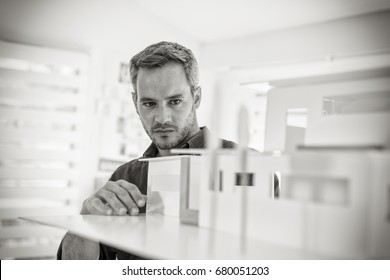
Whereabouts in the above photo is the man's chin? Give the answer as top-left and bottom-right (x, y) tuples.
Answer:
(155, 143), (176, 150)
(153, 137), (178, 150)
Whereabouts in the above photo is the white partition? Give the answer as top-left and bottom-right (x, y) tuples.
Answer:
(0, 41), (88, 259)
(264, 74), (390, 152)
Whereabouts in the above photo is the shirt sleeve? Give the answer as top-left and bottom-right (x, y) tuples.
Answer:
(57, 159), (145, 260)
(56, 167), (122, 260)
(99, 243), (117, 260)
(56, 239), (63, 259)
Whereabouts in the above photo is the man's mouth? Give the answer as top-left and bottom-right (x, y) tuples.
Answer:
(153, 129), (175, 135)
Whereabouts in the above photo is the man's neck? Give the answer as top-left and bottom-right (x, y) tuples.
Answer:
(157, 149), (172, 157)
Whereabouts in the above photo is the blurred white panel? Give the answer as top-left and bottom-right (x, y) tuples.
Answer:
(0, 187), (78, 200)
(322, 91), (390, 115)
(0, 68), (85, 88)
(0, 127), (82, 142)
(0, 41), (88, 70)
(0, 41), (88, 259)
(0, 147), (80, 160)
(0, 107), (82, 123)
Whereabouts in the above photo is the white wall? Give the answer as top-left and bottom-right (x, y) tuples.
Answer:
(199, 10), (390, 144)
(201, 10), (390, 69)
(0, 0), (200, 55)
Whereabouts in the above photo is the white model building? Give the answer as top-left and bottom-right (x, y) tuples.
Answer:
(143, 65), (390, 259)
(140, 155), (201, 219)
(198, 150), (390, 258)
(198, 68), (390, 259)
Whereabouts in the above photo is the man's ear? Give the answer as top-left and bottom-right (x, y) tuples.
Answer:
(194, 86), (202, 109)
(131, 91), (139, 115)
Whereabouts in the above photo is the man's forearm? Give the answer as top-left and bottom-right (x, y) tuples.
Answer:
(61, 232), (100, 260)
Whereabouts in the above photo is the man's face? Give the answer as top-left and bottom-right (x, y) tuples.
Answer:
(133, 62), (201, 150)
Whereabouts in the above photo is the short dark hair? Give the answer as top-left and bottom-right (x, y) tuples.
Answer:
(129, 41), (199, 95)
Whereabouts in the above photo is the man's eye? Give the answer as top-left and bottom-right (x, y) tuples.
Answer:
(143, 102), (155, 107)
(169, 99), (182, 105)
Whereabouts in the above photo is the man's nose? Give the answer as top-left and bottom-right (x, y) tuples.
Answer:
(154, 105), (171, 124)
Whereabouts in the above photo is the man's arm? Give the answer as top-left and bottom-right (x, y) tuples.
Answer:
(59, 179), (146, 259)
(60, 233), (100, 260)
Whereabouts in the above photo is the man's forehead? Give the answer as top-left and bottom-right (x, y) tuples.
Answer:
(139, 93), (185, 101)
(136, 62), (191, 94)
(138, 62), (185, 78)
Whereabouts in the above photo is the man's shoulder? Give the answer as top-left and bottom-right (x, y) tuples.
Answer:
(202, 127), (236, 149)
(220, 138), (258, 152)
(118, 157), (143, 168)
(221, 138), (237, 149)
(110, 157), (147, 181)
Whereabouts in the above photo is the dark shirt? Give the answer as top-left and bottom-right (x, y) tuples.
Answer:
(57, 126), (235, 260)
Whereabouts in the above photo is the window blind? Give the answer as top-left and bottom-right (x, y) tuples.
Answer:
(0, 41), (89, 259)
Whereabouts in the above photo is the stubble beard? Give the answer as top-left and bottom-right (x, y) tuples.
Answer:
(142, 108), (196, 150)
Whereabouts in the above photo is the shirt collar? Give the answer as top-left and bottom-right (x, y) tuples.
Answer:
(142, 126), (209, 158)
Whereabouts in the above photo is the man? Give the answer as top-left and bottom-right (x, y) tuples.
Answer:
(58, 41), (235, 259)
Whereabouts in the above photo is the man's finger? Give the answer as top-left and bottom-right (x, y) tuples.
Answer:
(105, 182), (139, 215)
(90, 197), (113, 215)
(96, 189), (127, 215)
(116, 180), (146, 207)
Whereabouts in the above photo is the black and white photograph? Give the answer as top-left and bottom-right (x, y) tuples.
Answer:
(0, 0), (390, 279)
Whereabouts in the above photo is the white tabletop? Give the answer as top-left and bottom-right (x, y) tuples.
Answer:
(22, 214), (318, 259)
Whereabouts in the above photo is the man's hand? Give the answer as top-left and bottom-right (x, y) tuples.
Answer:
(81, 179), (146, 216)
